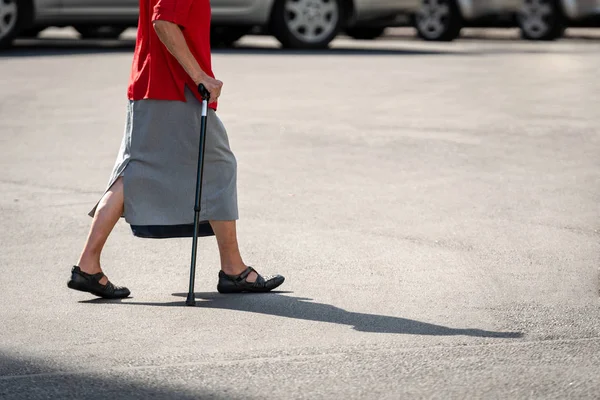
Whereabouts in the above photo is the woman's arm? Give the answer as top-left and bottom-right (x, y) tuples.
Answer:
(153, 20), (222, 103)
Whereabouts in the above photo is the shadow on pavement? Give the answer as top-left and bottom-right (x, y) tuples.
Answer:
(0, 352), (234, 400)
(213, 45), (461, 56)
(81, 292), (522, 339)
(1, 38), (137, 57)
(2, 38), (461, 58)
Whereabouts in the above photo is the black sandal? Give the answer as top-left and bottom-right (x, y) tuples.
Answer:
(67, 266), (131, 299)
(217, 266), (285, 294)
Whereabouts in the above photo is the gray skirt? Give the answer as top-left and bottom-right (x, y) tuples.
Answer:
(89, 87), (238, 238)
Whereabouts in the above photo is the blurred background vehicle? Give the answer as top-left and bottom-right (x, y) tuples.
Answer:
(0, 0), (421, 49)
(414, 0), (600, 42)
(212, 0), (420, 48)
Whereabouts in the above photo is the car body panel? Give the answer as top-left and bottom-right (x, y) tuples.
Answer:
(562, 0), (600, 19)
(59, 0), (138, 18)
(210, 0), (275, 25)
(34, 0), (60, 10)
(457, 0), (520, 20)
(32, 0), (62, 21)
(353, 0), (421, 20)
(33, 0), (138, 24)
(455, 0), (600, 21)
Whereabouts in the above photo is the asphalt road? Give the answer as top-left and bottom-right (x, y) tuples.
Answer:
(1, 31), (599, 399)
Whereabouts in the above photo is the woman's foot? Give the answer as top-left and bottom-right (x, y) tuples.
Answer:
(217, 266), (285, 293)
(67, 266), (131, 299)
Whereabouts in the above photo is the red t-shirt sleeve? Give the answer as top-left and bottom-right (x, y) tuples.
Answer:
(152, 0), (193, 27)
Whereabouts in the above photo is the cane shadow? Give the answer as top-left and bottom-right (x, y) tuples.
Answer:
(81, 292), (522, 338)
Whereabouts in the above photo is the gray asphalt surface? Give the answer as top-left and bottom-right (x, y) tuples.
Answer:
(1, 30), (599, 399)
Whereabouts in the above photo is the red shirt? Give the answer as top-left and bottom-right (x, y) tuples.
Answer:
(127, 0), (217, 110)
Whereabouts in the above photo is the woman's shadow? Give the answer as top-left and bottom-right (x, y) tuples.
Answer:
(82, 292), (522, 338)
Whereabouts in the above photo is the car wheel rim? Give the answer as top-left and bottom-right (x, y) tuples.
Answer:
(0, 0), (18, 40)
(284, 0), (339, 43)
(519, 0), (553, 38)
(416, 0), (451, 39)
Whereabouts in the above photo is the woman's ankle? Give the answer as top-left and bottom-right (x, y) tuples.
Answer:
(220, 264), (258, 283)
(220, 264), (247, 276)
(78, 252), (102, 274)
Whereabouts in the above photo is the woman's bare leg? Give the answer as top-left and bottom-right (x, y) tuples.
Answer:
(77, 177), (124, 285)
(209, 220), (257, 282)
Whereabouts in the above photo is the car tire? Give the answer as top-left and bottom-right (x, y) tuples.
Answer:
(74, 25), (126, 40)
(271, 0), (343, 49)
(345, 27), (386, 40)
(414, 0), (462, 42)
(210, 26), (249, 48)
(518, 0), (565, 41)
(0, 0), (26, 49)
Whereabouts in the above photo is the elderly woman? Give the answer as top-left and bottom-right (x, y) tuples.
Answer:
(67, 0), (284, 299)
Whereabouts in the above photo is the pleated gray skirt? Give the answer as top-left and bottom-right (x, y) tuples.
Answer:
(89, 87), (238, 238)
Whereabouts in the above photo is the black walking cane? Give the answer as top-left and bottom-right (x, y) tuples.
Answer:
(186, 83), (211, 307)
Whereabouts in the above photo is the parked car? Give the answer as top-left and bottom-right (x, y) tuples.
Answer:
(0, 0), (421, 49)
(211, 0), (421, 47)
(413, 0), (600, 41)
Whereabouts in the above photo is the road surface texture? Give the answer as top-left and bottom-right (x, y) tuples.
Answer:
(1, 30), (599, 399)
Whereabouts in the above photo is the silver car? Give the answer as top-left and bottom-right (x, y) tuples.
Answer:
(414, 0), (600, 41)
(0, 0), (421, 49)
